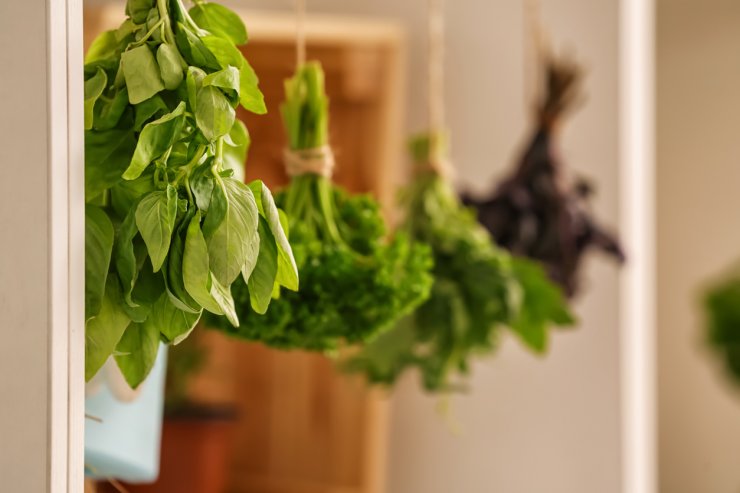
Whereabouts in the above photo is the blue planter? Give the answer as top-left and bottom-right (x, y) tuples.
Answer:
(84, 344), (168, 483)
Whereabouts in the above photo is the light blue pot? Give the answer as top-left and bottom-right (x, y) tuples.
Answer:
(85, 344), (168, 483)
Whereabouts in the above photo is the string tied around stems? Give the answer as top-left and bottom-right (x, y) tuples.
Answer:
(283, 145), (336, 178)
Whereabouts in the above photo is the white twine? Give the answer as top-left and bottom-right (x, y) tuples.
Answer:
(283, 146), (336, 178)
(427, 0), (445, 134)
(296, 0), (306, 68)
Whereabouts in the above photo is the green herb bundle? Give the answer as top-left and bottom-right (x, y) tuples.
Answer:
(84, 0), (297, 388)
(704, 271), (740, 383)
(346, 133), (574, 392)
(207, 62), (434, 352)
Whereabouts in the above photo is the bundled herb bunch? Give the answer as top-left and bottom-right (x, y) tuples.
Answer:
(207, 62), (434, 352)
(346, 133), (574, 392)
(84, 0), (297, 388)
(704, 269), (740, 384)
(462, 54), (625, 297)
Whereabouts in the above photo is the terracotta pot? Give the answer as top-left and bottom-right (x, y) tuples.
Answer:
(124, 407), (237, 493)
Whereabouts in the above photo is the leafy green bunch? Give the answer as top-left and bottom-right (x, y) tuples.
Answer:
(346, 133), (574, 392)
(84, 0), (297, 388)
(704, 272), (740, 383)
(207, 62), (434, 352)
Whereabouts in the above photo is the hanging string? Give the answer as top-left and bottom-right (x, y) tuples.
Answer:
(285, 0), (336, 178)
(424, 0), (453, 177)
(523, 0), (548, 116)
(296, 0), (306, 68)
(427, 0), (445, 134)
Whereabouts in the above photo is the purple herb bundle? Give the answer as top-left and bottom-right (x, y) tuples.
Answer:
(462, 55), (625, 297)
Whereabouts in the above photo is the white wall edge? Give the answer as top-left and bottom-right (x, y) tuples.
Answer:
(619, 0), (657, 492)
(48, 0), (85, 489)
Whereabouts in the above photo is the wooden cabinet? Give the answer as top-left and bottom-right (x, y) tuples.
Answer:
(85, 8), (406, 493)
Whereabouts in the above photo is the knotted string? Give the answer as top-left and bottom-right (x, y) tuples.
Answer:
(283, 146), (336, 178)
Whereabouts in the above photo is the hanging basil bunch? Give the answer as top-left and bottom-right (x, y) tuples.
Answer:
(346, 133), (574, 392)
(84, 0), (297, 388)
(206, 62), (434, 352)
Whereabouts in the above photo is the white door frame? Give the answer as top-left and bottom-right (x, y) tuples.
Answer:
(0, 0), (84, 491)
(619, 0), (656, 492)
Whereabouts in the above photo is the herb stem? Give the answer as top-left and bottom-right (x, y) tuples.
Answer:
(130, 18), (165, 48)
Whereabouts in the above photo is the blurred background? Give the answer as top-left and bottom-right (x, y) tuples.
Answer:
(82, 0), (740, 492)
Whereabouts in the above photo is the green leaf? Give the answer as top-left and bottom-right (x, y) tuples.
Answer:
(93, 88), (129, 131)
(201, 35), (266, 114)
(135, 186), (178, 272)
(123, 102), (186, 180)
(166, 213), (202, 313)
(157, 43), (184, 90)
(250, 180), (298, 291)
(203, 66), (240, 94)
(85, 274), (131, 381)
(85, 128), (136, 200)
(182, 211), (237, 324)
(125, 0), (154, 24)
(121, 45), (165, 105)
(84, 68), (107, 130)
(85, 30), (119, 64)
(509, 257), (575, 353)
(189, 3), (248, 45)
(110, 171), (156, 218)
(148, 292), (202, 345)
(133, 94), (168, 131)
(248, 218), (278, 314)
(186, 66), (207, 111)
(114, 320), (160, 388)
(206, 178), (259, 286)
(85, 205), (114, 320)
(195, 85), (235, 141)
(114, 205), (141, 306)
(190, 163), (215, 212)
(175, 24), (221, 71)
(223, 120), (249, 182)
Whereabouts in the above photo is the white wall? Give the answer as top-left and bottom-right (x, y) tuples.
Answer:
(231, 1), (623, 492)
(657, 1), (740, 492)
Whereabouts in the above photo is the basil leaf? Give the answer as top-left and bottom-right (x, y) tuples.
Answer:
(148, 292), (201, 345)
(249, 180), (298, 291)
(175, 24), (220, 71)
(201, 35), (266, 114)
(84, 68), (107, 130)
(186, 66), (206, 111)
(93, 87), (129, 131)
(210, 273), (238, 326)
(157, 43), (184, 90)
(85, 128), (136, 199)
(121, 45), (165, 105)
(190, 164), (215, 212)
(85, 274), (131, 381)
(189, 3), (248, 45)
(203, 65), (239, 98)
(166, 212), (202, 313)
(207, 178), (259, 286)
(248, 218), (278, 314)
(114, 320), (160, 388)
(195, 85), (235, 141)
(114, 204), (141, 306)
(182, 211), (224, 315)
(85, 205), (115, 320)
(124, 101), (185, 180)
(201, 179), (227, 237)
(126, 0), (155, 24)
(135, 186), (178, 272)
(85, 30), (119, 64)
(133, 94), (168, 131)
(110, 171), (156, 218)
(223, 120), (249, 182)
